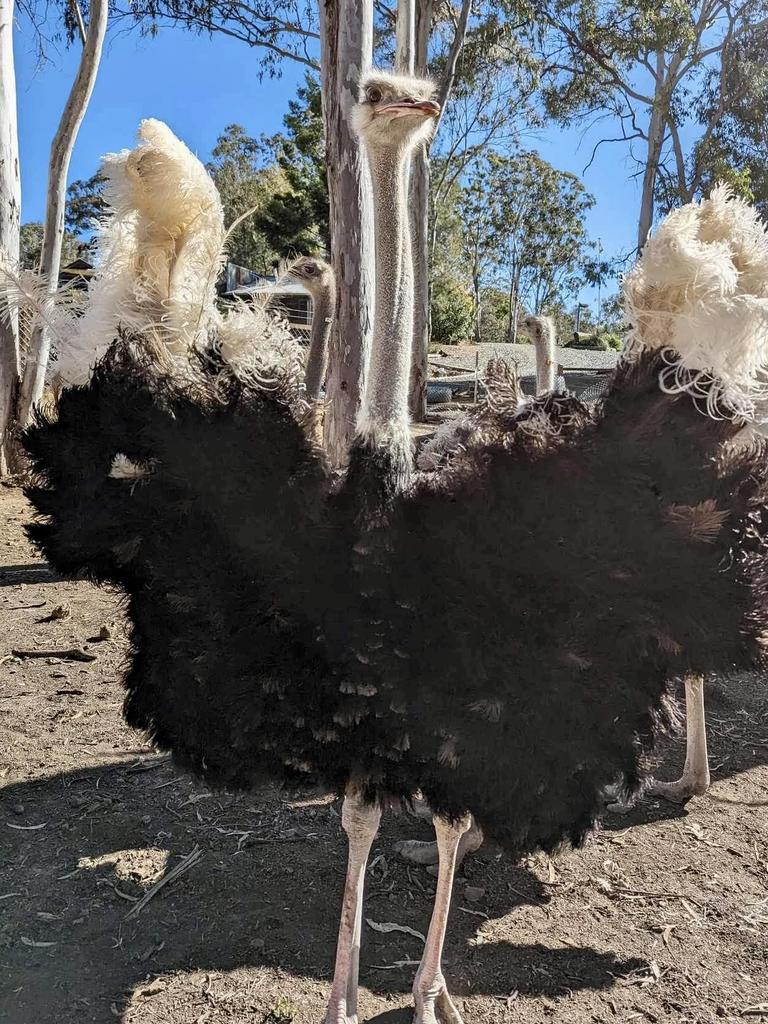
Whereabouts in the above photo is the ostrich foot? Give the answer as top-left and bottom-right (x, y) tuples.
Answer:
(604, 781), (639, 815)
(322, 1006), (357, 1024)
(646, 771), (710, 804)
(413, 978), (464, 1024)
(395, 839), (442, 865)
(396, 818), (484, 869)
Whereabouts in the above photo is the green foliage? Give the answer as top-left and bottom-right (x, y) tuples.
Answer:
(565, 330), (622, 351)
(430, 277), (474, 347)
(65, 172), (107, 238)
(206, 124), (282, 273)
(602, 331), (623, 351)
(478, 288), (511, 346)
(19, 223), (82, 271)
(254, 75), (329, 257)
(452, 148), (598, 339)
(691, 33), (768, 219)
(523, 1), (768, 236)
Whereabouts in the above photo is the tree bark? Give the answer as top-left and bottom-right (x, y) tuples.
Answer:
(395, 0), (415, 73)
(408, 0), (471, 420)
(0, 0), (21, 476)
(319, 0), (374, 468)
(407, 0), (433, 421)
(16, 0), (108, 426)
(637, 55), (666, 253)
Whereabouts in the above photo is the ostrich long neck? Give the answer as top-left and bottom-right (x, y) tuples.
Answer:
(305, 281), (335, 402)
(535, 319), (556, 394)
(359, 144), (413, 453)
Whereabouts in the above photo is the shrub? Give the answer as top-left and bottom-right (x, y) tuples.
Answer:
(431, 278), (474, 347)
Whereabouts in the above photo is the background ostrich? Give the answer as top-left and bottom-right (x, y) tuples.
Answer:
(518, 313), (557, 394)
(22, 75), (768, 1024)
(285, 256), (336, 443)
(416, 316), (558, 474)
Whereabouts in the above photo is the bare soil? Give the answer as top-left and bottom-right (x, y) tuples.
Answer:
(0, 486), (766, 1024)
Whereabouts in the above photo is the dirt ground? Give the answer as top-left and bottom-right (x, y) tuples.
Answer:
(1, 485), (766, 1024)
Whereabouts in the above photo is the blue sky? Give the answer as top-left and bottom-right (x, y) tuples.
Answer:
(14, 12), (642, 298)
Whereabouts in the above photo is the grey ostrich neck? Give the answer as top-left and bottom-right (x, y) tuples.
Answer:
(358, 141), (414, 479)
(305, 280), (336, 403)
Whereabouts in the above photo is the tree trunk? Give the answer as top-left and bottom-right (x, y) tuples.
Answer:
(637, 58), (666, 253)
(320, 0), (374, 468)
(395, 0), (415, 73)
(472, 270), (481, 345)
(507, 275), (515, 342)
(407, 0), (432, 421)
(0, 0), (20, 476)
(16, 0), (108, 426)
(408, 0), (471, 420)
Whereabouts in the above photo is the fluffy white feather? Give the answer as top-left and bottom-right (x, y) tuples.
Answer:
(218, 299), (303, 391)
(623, 184), (768, 420)
(56, 119), (225, 387)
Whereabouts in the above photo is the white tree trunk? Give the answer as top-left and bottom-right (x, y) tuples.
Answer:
(637, 57), (666, 253)
(408, 0), (471, 420)
(408, 0), (433, 421)
(0, 0), (21, 476)
(17, 0), (108, 426)
(320, 0), (374, 468)
(395, 0), (415, 74)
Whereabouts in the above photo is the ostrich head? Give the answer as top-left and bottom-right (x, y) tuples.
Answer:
(287, 257), (334, 300)
(519, 315), (555, 347)
(352, 72), (440, 151)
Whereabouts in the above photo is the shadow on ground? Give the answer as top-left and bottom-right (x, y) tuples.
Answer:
(0, 760), (647, 1024)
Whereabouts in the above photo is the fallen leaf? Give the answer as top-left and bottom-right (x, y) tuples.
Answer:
(366, 919), (426, 942)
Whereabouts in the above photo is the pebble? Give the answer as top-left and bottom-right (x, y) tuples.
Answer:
(463, 885), (485, 902)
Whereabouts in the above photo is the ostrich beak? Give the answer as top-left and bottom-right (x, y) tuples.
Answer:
(376, 100), (441, 119)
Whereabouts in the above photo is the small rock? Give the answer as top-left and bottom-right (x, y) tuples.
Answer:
(11, 803), (24, 815)
(463, 885), (485, 903)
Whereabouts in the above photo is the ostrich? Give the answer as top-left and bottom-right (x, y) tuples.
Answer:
(22, 73), (768, 1024)
(286, 256), (336, 443)
(519, 313), (557, 394)
(615, 183), (768, 805)
(416, 315), (558, 473)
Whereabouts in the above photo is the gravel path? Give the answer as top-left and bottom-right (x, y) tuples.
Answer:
(433, 343), (619, 374)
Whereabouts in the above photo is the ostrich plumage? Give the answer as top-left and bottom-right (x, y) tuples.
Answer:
(21, 75), (768, 1024)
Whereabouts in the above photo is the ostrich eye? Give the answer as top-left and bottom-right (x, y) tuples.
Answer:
(366, 86), (382, 103)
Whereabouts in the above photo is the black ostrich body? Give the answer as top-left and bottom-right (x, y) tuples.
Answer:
(23, 340), (768, 857)
(19, 74), (768, 1023)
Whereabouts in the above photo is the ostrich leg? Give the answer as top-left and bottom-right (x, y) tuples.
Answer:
(411, 814), (471, 1024)
(323, 791), (381, 1024)
(607, 674), (710, 812)
(647, 674), (710, 803)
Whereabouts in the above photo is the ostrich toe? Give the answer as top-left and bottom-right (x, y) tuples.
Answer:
(413, 979), (464, 1024)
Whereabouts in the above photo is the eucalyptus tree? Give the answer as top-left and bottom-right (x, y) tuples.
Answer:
(17, 0), (109, 426)
(0, 0), (20, 473)
(526, 0), (768, 249)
